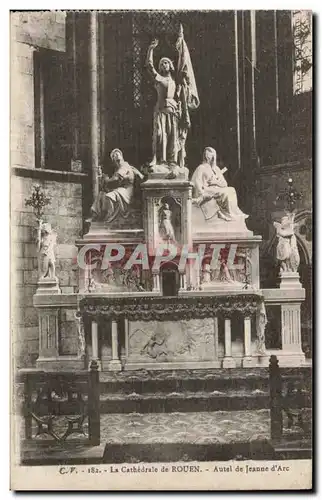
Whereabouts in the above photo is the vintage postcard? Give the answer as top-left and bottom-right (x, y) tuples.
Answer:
(10, 9), (312, 491)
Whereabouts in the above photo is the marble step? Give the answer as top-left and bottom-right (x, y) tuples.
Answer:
(98, 375), (269, 395)
(21, 409), (273, 465)
(98, 389), (269, 413)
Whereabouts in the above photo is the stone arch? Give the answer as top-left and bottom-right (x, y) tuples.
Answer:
(294, 209), (312, 265)
(160, 260), (180, 296)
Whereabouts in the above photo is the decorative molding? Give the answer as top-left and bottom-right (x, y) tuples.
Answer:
(12, 166), (88, 184)
(80, 294), (263, 321)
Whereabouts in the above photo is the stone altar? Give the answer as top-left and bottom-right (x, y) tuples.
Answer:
(31, 23), (306, 371)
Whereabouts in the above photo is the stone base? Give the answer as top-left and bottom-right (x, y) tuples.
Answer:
(222, 357), (236, 368)
(124, 360), (221, 370)
(36, 356), (85, 370)
(242, 356), (254, 368)
(146, 162), (189, 180)
(87, 359), (102, 371)
(107, 360), (122, 371)
(191, 204), (253, 237)
(36, 278), (61, 296)
(81, 224), (144, 243)
(254, 354), (270, 367)
(266, 350), (306, 367)
(279, 272), (303, 290)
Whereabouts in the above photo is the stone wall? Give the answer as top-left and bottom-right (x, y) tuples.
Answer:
(11, 174), (84, 367)
(252, 161), (312, 240)
(10, 12), (85, 368)
(10, 12), (66, 169)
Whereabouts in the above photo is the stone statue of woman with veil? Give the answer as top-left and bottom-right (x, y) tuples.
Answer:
(146, 25), (199, 175)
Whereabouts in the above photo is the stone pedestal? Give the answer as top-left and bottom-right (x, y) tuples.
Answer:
(279, 271), (302, 289)
(36, 306), (85, 370)
(262, 286), (306, 367)
(36, 278), (61, 295)
(34, 294), (85, 370)
(280, 303), (306, 365)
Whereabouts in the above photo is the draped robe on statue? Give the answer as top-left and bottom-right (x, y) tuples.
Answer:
(91, 162), (141, 223)
(152, 74), (180, 165)
(149, 27), (199, 168)
(191, 162), (247, 221)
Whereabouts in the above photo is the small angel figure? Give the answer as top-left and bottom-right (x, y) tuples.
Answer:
(159, 202), (176, 242)
(37, 222), (57, 280)
(219, 258), (235, 283)
(201, 263), (212, 284)
(274, 212), (300, 273)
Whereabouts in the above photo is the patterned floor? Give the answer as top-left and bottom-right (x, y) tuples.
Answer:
(20, 409), (270, 445)
(99, 410), (270, 445)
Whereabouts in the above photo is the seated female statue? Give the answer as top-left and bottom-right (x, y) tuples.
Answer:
(191, 147), (248, 222)
(91, 149), (143, 223)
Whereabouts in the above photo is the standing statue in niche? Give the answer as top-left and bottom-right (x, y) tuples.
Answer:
(91, 149), (144, 222)
(191, 147), (248, 222)
(37, 222), (57, 280)
(146, 25), (200, 172)
(274, 212), (300, 273)
(159, 202), (176, 242)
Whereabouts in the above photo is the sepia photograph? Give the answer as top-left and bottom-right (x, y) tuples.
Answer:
(10, 9), (312, 490)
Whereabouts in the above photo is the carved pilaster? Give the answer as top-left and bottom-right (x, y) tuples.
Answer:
(242, 316), (253, 367)
(37, 309), (60, 360)
(108, 320), (122, 371)
(75, 311), (86, 359)
(222, 317), (236, 368)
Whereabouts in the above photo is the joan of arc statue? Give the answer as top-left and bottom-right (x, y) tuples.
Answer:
(146, 25), (200, 169)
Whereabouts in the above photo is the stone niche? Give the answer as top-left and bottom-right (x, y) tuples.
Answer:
(141, 178), (193, 255)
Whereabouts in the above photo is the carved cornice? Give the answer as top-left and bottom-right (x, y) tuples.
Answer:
(12, 166), (88, 184)
(80, 294), (263, 321)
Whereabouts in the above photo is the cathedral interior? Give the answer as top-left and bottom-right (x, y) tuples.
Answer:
(11, 10), (312, 465)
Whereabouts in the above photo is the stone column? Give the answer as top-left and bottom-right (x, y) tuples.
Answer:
(91, 319), (99, 360)
(214, 316), (219, 359)
(179, 272), (187, 292)
(152, 272), (160, 292)
(66, 12), (82, 172)
(250, 10), (259, 167)
(108, 320), (122, 371)
(222, 317), (236, 368)
(185, 187), (193, 249)
(273, 10), (280, 113)
(90, 11), (99, 202)
(234, 10), (242, 171)
(124, 318), (129, 359)
(280, 304), (305, 365)
(242, 316), (253, 367)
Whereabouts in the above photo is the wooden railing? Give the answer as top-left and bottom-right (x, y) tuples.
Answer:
(269, 355), (312, 441)
(19, 360), (100, 446)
